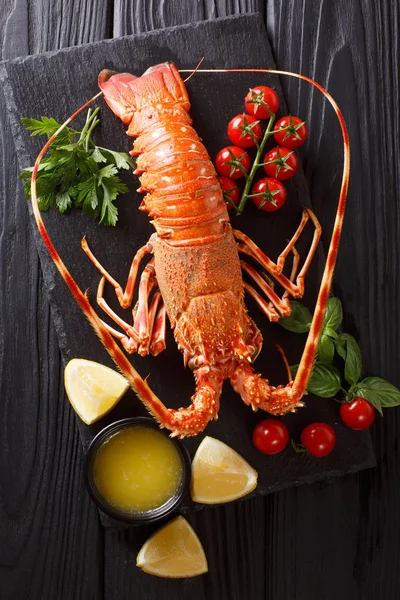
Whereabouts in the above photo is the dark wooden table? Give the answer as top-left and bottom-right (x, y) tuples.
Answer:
(1, 2), (399, 599)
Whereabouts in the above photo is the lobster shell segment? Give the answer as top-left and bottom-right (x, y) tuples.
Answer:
(98, 63), (229, 247)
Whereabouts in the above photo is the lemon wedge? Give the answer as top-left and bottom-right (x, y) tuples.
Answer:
(136, 516), (208, 578)
(191, 436), (258, 504)
(64, 358), (129, 424)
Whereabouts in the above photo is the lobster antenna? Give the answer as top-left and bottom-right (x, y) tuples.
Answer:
(30, 91), (172, 426)
(182, 57), (205, 83)
(179, 67), (350, 396)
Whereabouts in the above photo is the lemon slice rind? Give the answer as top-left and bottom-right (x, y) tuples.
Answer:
(191, 436), (258, 504)
(136, 516), (208, 578)
(64, 358), (129, 425)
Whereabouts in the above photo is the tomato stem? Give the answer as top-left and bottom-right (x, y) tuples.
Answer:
(236, 113), (276, 215)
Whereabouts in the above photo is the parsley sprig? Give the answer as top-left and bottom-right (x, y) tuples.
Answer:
(20, 108), (134, 226)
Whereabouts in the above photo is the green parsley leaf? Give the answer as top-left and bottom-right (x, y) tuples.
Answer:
(20, 108), (132, 226)
(98, 147), (134, 170)
(21, 116), (62, 137)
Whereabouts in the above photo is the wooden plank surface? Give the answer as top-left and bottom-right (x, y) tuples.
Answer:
(0, 3), (109, 600)
(1, 1), (399, 600)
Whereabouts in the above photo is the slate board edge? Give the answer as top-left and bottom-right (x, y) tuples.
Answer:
(0, 12), (263, 65)
(100, 453), (377, 529)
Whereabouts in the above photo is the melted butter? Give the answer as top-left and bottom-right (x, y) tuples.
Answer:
(93, 426), (183, 513)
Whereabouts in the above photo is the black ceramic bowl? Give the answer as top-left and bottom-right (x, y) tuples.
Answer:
(84, 417), (191, 525)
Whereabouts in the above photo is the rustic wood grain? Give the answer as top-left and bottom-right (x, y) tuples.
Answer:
(266, 1), (400, 598)
(0, 2), (110, 599)
(1, 0), (400, 599)
(113, 0), (265, 36)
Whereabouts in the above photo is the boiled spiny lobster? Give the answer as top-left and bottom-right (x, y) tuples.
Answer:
(30, 63), (350, 437)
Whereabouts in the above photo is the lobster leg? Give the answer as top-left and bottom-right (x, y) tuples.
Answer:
(243, 282), (280, 322)
(234, 207), (321, 299)
(282, 245), (300, 301)
(275, 208), (314, 273)
(241, 260), (291, 317)
(241, 244), (300, 319)
(132, 262), (162, 356)
(81, 237), (154, 309)
(167, 366), (223, 438)
(150, 303), (167, 356)
(94, 262), (166, 357)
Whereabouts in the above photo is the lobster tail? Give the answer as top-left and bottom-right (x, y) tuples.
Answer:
(98, 63), (191, 131)
(98, 69), (139, 123)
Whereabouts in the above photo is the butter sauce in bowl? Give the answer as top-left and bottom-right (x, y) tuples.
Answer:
(85, 417), (190, 525)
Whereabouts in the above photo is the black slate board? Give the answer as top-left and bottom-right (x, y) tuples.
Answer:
(0, 14), (375, 525)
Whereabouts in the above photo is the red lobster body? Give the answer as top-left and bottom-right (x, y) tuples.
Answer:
(126, 64), (251, 367)
(89, 62), (321, 436)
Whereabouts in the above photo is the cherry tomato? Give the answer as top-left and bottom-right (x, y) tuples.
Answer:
(215, 146), (251, 179)
(227, 114), (262, 148)
(253, 419), (289, 455)
(300, 423), (336, 457)
(245, 85), (280, 119)
(218, 176), (240, 209)
(340, 397), (375, 430)
(251, 177), (287, 212)
(263, 147), (299, 181)
(274, 116), (308, 148)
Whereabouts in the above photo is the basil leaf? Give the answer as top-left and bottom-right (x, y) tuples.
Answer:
(335, 333), (362, 384)
(279, 301), (312, 333)
(291, 362), (342, 398)
(317, 334), (335, 364)
(356, 377), (400, 413)
(324, 326), (338, 340)
(307, 362), (342, 398)
(322, 297), (343, 331)
(335, 340), (346, 361)
(353, 386), (382, 415)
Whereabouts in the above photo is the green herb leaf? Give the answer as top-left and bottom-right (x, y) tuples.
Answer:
(100, 176), (128, 226)
(97, 163), (118, 182)
(91, 147), (107, 163)
(324, 326), (338, 340)
(317, 334), (335, 364)
(352, 385), (383, 415)
(21, 116), (62, 137)
(335, 333), (362, 384)
(55, 191), (72, 213)
(279, 301), (312, 333)
(98, 147), (134, 170)
(75, 176), (99, 211)
(21, 108), (132, 226)
(322, 297), (343, 331)
(354, 377), (400, 415)
(290, 361), (342, 398)
(308, 362), (342, 397)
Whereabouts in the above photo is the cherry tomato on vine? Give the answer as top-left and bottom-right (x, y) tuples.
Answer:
(300, 422), (336, 457)
(227, 113), (262, 148)
(215, 146), (251, 179)
(245, 85), (280, 119)
(274, 116), (308, 148)
(263, 147), (299, 181)
(218, 176), (240, 209)
(340, 397), (375, 430)
(251, 177), (287, 212)
(253, 419), (289, 455)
